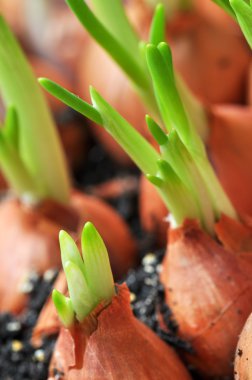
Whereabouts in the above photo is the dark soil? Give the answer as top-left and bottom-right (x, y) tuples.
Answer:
(125, 249), (192, 352)
(0, 270), (58, 380)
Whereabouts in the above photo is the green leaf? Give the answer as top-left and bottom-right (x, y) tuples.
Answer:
(146, 115), (168, 145)
(175, 74), (209, 142)
(90, 0), (140, 57)
(65, 0), (148, 90)
(146, 42), (206, 155)
(230, 0), (252, 48)
(192, 152), (237, 221)
(157, 42), (175, 80)
(156, 41), (208, 141)
(59, 230), (85, 275)
(52, 290), (74, 328)
(0, 16), (70, 203)
(146, 174), (164, 188)
(81, 222), (115, 302)
(160, 131), (215, 234)
(0, 110), (39, 198)
(150, 159), (200, 225)
(55, 224), (116, 324)
(2, 106), (19, 149)
(90, 87), (160, 175)
(149, 4), (166, 46)
(64, 260), (96, 322)
(39, 78), (103, 125)
(0, 133), (39, 199)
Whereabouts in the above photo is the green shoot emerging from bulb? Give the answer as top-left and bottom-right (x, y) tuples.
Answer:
(53, 222), (115, 327)
(212, 0), (252, 49)
(40, 31), (237, 236)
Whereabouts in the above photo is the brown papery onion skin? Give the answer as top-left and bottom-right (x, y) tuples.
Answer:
(208, 106), (252, 217)
(48, 284), (192, 380)
(170, 8), (250, 105)
(193, 0), (241, 32)
(161, 219), (252, 378)
(234, 312), (252, 380)
(139, 175), (168, 246)
(0, 191), (136, 314)
(215, 214), (252, 255)
(248, 60), (252, 105)
(0, 198), (75, 313)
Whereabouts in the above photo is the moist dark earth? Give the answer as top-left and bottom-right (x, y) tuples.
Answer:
(0, 269), (58, 380)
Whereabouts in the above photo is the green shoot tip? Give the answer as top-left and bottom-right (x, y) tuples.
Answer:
(146, 174), (164, 188)
(52, 289), (74, 328)
(56, 223), (115, 325)
(146, 115), (167, 145)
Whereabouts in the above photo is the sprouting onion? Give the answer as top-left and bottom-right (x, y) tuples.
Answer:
(40, 37), (237, 234)
(53, 222), (115, 326)
(0, 16), (70, 204)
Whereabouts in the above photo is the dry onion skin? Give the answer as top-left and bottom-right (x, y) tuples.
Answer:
(49, 223), (192, 380)
(234, 312), (252, 380)
(139, 174), (168, 245)
(208, 105), (252, 216)
(161, 219), (252, 378)
(0, 199), (74, 314)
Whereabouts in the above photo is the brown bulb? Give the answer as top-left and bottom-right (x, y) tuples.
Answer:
(234, 312), (252, 380)
(139, 175), (168, 245)
(0, 198), (75, 313)
(0, 189), (137, 314)
(170, 11), (250, 105)
(248, 59), (252, 105)
(161, 219), (252, 378)
(208, 106), (252, 217)
(48, 284), (192, 380)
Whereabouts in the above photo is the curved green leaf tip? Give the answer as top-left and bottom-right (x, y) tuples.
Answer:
(52, 289), (74, 328)
(149, 3), (166, 46)
(146, 115), (168, 145)
(53, 222), (115, 326)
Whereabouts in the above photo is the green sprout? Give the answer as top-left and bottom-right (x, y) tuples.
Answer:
(0, 107), (38, 199)
(0, 16), (70, 203)
(64, 0), (208, 139)
(53, 222), (115, 327)
(212, 0), (252, 48)
(40, 39), (237, 234)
